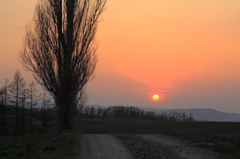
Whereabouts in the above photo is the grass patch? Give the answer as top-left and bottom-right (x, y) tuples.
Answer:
(0, 133), (54, 158)
(33, 130), (78, 159)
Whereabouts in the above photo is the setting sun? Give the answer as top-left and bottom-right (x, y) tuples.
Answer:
(152, 94), (160, 101)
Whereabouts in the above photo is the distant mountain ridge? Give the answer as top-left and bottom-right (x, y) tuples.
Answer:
(139, 107), (240, 122)
(88, 105), (240, 122)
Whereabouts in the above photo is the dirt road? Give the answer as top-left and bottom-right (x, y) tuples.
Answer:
(76, 134), (224, 159)
(76, 134), (133, 159)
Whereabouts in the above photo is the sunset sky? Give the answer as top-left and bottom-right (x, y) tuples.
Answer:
(1, 0), (240, 113)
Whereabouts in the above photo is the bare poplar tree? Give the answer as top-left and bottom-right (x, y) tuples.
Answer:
(20, 0), (106, 131)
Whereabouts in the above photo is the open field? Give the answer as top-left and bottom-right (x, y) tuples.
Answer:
(75, 118), (240, 158)
(1, 119), (240, 159)
(75, 118), (240, 135)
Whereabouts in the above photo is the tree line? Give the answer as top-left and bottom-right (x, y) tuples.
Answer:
(0, 70), (54, 136)
(78, 105), (196, 122)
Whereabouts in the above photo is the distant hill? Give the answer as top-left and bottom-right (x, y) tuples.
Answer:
(139, 107), (240, 122)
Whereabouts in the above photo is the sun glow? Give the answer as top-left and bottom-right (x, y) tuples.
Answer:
(152, 94), (160, 101)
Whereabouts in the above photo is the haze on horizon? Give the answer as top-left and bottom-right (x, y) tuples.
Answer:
(0, 0), (240, 114)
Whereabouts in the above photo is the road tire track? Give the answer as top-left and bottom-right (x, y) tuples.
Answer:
(76, 134), (134, 159)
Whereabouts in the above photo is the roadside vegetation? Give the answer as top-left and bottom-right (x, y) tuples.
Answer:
(33, 131), (78, 159)
(0, 133), (54, 159)
(0, 131), (78, 159)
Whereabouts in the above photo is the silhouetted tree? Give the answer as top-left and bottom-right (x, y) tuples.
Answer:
(19, 86), (28, 135)
(90, 106), (96, 119)
(1, 80), (10, 135)
(28, 81), (40, 134)
(39, 91), (52, 132)
(9, 70), (25, 135)
(0, 86), (4, 96)
(96, 107), (103, 119)
(181, 112), (186, 122)
(0, 83), (6, 136)
(187, 113), (194, 122)
(78, 104), (84, 118)
(75, 88), (88, 116)
(20, 0), (106, 131)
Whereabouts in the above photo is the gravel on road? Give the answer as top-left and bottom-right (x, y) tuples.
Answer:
(138, 134), (224, 159)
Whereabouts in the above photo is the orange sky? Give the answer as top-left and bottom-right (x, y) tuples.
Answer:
(1, 0), (240, 113)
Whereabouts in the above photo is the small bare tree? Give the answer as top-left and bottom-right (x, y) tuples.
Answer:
(75, 88), (88, 115)
(0, 83), (5, 136)
(28, 81), (41, 134)
(9, 70), (26, 135)
(0, 80), (10, 136)
(39, 91), (52, 132)
(19, 86), (28, 135)
(20, 0), (106, 131)
(0, 85), (4, 96)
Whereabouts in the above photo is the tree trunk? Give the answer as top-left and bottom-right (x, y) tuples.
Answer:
(56, 95), (73, 132)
